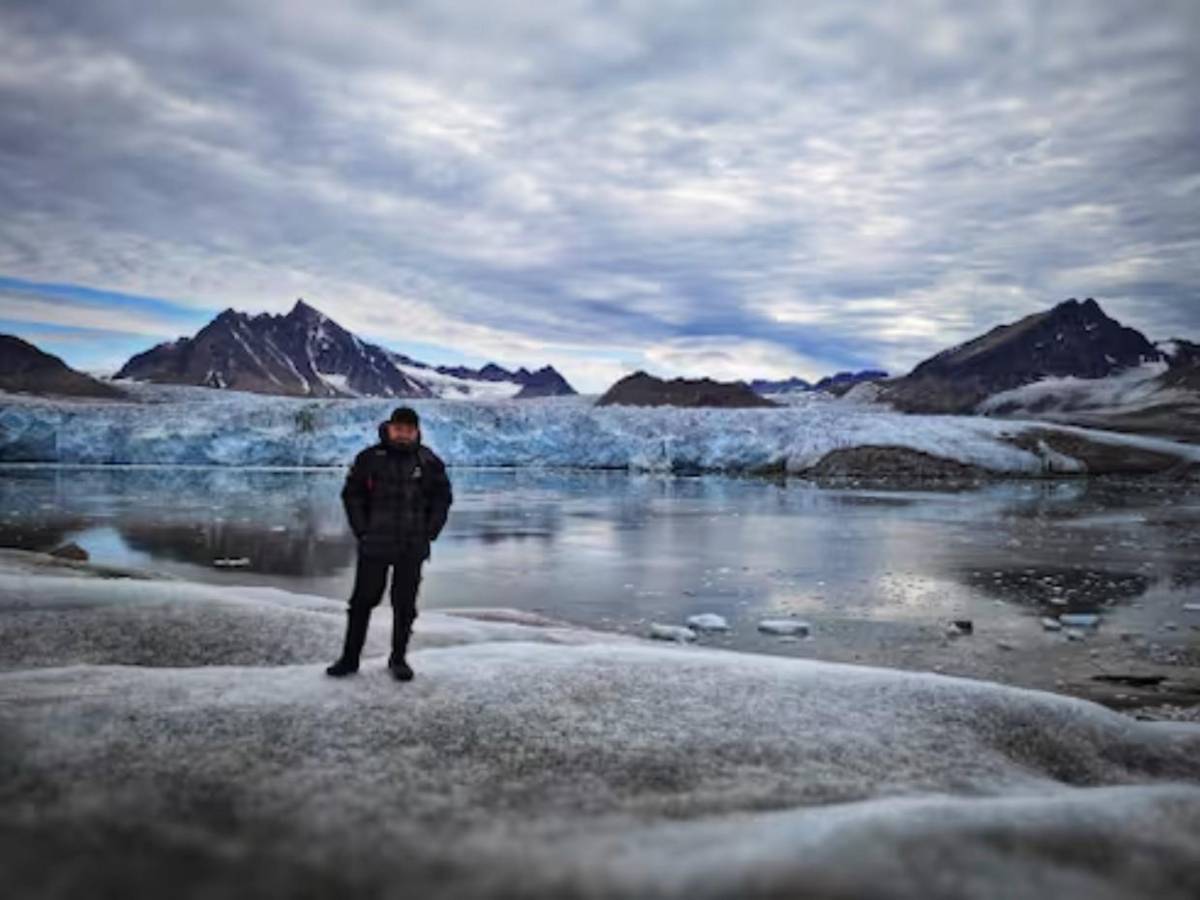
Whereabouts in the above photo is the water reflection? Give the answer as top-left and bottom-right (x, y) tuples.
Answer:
(960, 567), (1152, 613)
(0, 466), (1195, 640)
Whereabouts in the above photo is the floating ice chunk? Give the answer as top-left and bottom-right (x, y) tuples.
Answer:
(685, 613), (730, 633)
(212, 557), (251, 568)
(649, 623), (697, 642)
(758, 619), (811, 637)
(1041, 618), (1064, 631)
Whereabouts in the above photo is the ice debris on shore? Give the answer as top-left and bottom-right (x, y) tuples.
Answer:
(685, 613), (730, 633)
(648, 623), (697, 642)
(758, 619), (811, 637)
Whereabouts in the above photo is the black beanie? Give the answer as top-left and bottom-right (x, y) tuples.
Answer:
(389, 406), (420, 427)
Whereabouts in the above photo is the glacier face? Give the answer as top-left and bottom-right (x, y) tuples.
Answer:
(1, 382), (1197, 473)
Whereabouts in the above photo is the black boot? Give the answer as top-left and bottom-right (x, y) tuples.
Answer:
(388, 624), (414, 681)
(326, 607), (371, 677)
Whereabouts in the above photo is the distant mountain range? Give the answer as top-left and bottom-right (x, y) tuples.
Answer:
(113, 299), (575, 400)
(2, 295), (1196, 443)
(746, 371), (889, 396)
(0, 334), (124, 399)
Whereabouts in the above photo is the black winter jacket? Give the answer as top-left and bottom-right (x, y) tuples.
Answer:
(340, 421), (453, 561)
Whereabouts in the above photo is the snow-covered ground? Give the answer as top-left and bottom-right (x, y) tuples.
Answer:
(3, 381), (1199, 474)
(2, 551), (1199, 898)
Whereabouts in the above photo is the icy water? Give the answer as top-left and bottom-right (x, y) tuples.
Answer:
(2, 464), (1198, 658)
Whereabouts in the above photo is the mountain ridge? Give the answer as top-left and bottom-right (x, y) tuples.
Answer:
(875, 298), (1164, 414)
(114, 299), (576, 400)
(0, 334), (126, 399)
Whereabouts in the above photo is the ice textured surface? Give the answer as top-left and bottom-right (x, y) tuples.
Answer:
(3, 382), (1199, 473)
(2, 552), (1199, 898)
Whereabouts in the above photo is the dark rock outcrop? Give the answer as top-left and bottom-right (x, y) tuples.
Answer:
(596, 371), (779, 408)
(802, 446), (987, 481)
(1005, 430), (1197, 478)
(49, 542), (89, 561)
(1159, 339), (1200, 391)
(0, 334), (125, 399)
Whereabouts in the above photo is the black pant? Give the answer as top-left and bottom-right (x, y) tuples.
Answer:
(346, 550), (425, 659)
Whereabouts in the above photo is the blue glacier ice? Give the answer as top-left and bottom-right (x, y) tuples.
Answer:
(1, 382), (1198, 473)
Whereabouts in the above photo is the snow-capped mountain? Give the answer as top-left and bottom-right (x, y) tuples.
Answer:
(856, 299), (1200, 442)
(114, 299), (576, 400)
(747, 371), (888, 398)
(399, 359), (576, 399)
(747, 376), (811, 395)
(810, 370), (890, 394)
(875, 298), (1163, 414)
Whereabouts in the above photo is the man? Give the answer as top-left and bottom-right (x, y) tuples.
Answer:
(326, 406), (453, 681)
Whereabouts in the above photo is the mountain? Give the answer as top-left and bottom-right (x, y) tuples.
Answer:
(862, 298), (1200, 442)
(596, 371), (779, 408)
(115, 299), (576, 400)
(1158, 339), (1200, 391)
(748, 371), (888, 398)
(0, 334), (125, 399)
(747, 376), (811, 395)
(875, 298), (1161, 414)
(811, 370), (890, 395)
(430, 362), (575, 398)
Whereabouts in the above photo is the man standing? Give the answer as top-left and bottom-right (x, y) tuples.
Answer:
(326, 406), (453, 681)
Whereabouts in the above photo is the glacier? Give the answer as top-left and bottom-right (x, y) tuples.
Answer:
(1, 382), (1199, 474)
(2, 549), (1199, 899)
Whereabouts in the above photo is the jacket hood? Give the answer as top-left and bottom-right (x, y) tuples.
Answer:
(377, 419), (422, 451)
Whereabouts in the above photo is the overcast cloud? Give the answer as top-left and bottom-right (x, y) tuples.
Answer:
(0, 0), (1197, 389)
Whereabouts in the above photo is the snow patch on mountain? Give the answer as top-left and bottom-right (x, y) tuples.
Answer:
(390, 359), (524, 400)
(977, 361), (1181, 416)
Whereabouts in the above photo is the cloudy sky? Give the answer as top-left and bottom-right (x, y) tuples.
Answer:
(1, 1), (1197, 391)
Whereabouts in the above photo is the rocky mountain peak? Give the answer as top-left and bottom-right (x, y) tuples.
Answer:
(114, 301), (575, 400)
(880, 298), (1162, 414)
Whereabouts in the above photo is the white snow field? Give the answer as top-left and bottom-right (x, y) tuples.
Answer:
(2, 382), (1199, 474)
(2, 552), (1199, 899)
